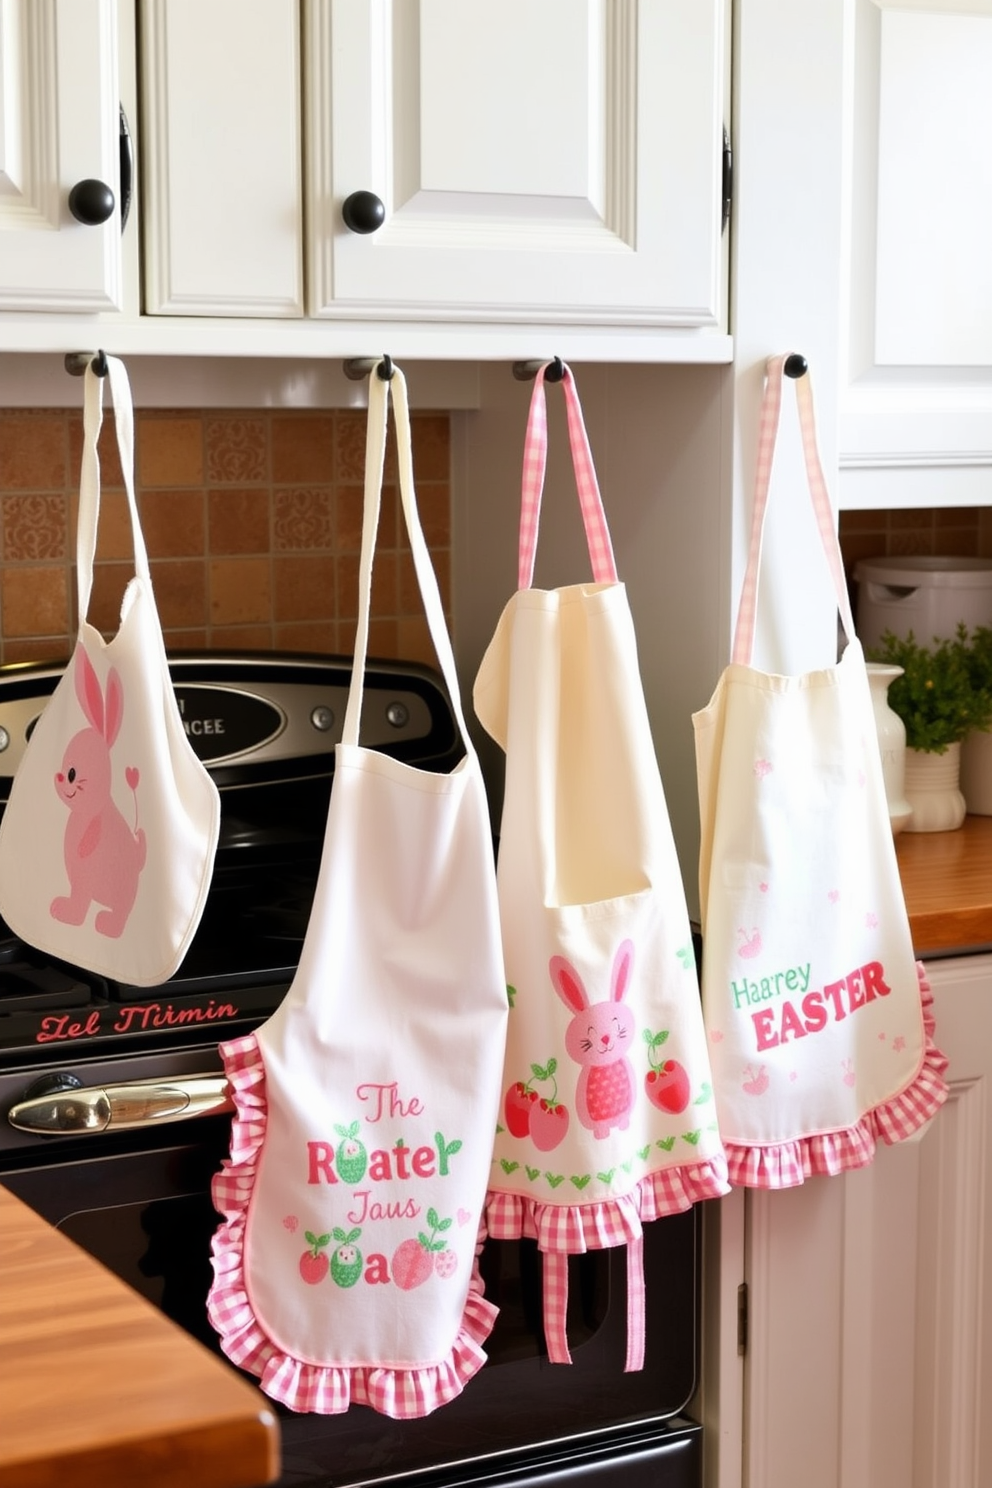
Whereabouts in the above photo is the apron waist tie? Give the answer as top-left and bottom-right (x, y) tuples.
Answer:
(542, 1242), (646, 1370)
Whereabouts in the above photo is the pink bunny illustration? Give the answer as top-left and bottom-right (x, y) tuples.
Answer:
(50, 648), (147, 939)
(550, 940), (636, 1140)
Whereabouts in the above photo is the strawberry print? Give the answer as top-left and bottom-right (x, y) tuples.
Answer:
(299, 1229), (330, 1285)
(391, 1207), (453, 1290)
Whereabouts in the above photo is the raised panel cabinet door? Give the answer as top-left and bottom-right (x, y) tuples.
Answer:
(140, 0), (304, 317)
(0, 0), (122, 312)
(306, 0), (726, 328)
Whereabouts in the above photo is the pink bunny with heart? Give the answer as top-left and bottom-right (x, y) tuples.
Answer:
(50, 647), (147, 938)
(550, 940), (637, 1140)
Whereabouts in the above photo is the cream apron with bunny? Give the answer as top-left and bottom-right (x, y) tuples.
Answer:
(0, 357), (219, 987)
(693, 356), (949, 1187)
(474, 364), (728, 1372)
(208, 362), (508, 1418)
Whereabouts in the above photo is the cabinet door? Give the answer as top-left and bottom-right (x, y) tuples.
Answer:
(306, 0), (726, 329)
(0, 0), (122, 312)
(745, 953), (992, 1488)
(140, 0), (304, 317)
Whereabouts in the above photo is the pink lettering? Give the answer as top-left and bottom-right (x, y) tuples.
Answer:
(801, 990), (827, 1033)
(35, 1010), (102, 1044)
(862, 961), (891, 1002)
(356, 1082), (425, 1123)
(113, 1000), (238, 1034)
(307, 1141), (338, 1185)
(822, 980), (847, 1022)
(412, 1145), (435, 1178)
(778, 1000), (807, 1044)
(846, 967), (866, 1012)
(752, 1008), (779, 1051)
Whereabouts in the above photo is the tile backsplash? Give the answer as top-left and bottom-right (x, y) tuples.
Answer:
(839, 506), (992, 571)
(0, 407), (451, 666)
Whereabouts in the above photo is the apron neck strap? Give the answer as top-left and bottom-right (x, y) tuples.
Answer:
(77, 356), (150, 624)
(732, 354), (856, 667)
(518, 362), (618, 591)
(342, 362), (473, 752)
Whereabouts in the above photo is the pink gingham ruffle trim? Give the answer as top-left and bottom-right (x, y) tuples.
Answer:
(486, 1151), (730, 1251)
(207, 1032), (499, 1419)
(724, 962), (949, 1190)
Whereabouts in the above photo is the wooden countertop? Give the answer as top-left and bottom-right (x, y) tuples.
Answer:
(897, 813), (992, 957)
(0, 1184), (280, 1488)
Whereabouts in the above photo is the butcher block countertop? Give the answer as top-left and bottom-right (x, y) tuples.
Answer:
(896, 813), (992, 957)
(0, 1184), (279, 1488)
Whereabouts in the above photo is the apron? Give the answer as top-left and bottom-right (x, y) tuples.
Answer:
(0, 356), (220, 987)
(474, 363), (729, 1373)
(208, 361), (509, 1419)
(692, 354), (949, 1187)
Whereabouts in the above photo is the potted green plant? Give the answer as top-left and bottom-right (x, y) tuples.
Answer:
(960, 624), (992, 815)
(868, 626), (992, 832)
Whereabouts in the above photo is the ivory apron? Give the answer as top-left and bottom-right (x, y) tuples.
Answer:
(208, 361), (508, 1418)
(0, 356), (220, 987)
(692, 355), (949, 1187)
(475, 363), (729, 1373)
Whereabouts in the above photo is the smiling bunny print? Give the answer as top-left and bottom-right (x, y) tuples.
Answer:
(550, 940), (637, 1140)
(50, 647), (147, 938)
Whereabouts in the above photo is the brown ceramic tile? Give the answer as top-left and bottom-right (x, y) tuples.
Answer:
(411, 415), (450, 482)
(79, 489), (139, 564)
(274, 621), (339, 654)
(150, 560), (208, 629)
(889, 529), (933, 557)
(889, 509), (933, 531)
(412, 484), (451, 547)
(273, 487), (334, 550)
(839, 532), (889, 574)
(210, 624), (275, 651)
(208, 488), (270, 554)
(0, 413), (67, 491)
(838, 510), (887, 534)
(140, 489), (206, 558)
(335, 413), (367, 481)
(2, 494), (67, 561)
(3, 635), (73, 665)
(209, 557), (272, 625)
(934, 507), (979, 529)
(397, 615), (439, 668)
(271, 415), (334, 484)
(2, 565), (69, 638)
(273, 555), (336, 623)
(163, 629), (210, 652)
(205, 416), (268, 485)
(934, 528), (978, 557)
(68, 412), (127, 489)
(365, 618), (399, 659)
(137, 416), (204, 488)
(335, 483), (401, 552)
(86, 562), (132, 635)
(979, 510), (992, 558)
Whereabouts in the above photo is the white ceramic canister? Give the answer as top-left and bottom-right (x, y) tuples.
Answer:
(903, 741), (967, 833)
(866, 662), (912, 834)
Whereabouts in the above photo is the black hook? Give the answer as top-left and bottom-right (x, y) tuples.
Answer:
(342, 356), (395, 382)
(511, 357), (567, 382)
(64, 350), (109, 377)
(783, 353), (808, 379)
(376, 354), (394, 381)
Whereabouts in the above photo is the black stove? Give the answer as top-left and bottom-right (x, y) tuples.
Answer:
(0, 650), (705, 1488)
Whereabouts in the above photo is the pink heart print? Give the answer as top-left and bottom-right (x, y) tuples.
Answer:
(457, 1208), (471, 1227)
(125, 766), (140, 791)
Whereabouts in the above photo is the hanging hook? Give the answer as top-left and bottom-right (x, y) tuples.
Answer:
(64, 350), (109, 377)
(511, 356), (566, 383)
(783, 353), (808, 379)
(342, 356), (394, 382)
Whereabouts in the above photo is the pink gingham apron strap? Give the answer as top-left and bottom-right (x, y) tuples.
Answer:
(732, 354), (856, 666)
(624, 1237), (646, 1373)
(518, 362), (618, 592)
(541, 1251), (573, 1365)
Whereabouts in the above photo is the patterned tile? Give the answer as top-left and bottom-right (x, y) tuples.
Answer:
(2, 494), (67, 561)
(273, 487), (334, 550)
(206, 417), (268, 485)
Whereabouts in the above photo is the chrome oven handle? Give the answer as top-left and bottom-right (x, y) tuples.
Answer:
(7, 1075), (233, 1135)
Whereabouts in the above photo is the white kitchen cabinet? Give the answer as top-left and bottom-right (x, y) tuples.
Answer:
(839, 0), (992, 509)
(140, 0), (304, 317)
(0, 0), (123, 314)
(741, 953), (992, 1488)
(305, 0), (728, 334)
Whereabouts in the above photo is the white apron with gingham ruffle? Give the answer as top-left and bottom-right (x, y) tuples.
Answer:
(692, 355), (948, 1187)
(475, 363), (728, 1374)
(208, 363), (508, 1418)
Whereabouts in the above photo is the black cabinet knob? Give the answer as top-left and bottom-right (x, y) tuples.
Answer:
(341, 190), (385, 234)
(68, 178), (116, 226)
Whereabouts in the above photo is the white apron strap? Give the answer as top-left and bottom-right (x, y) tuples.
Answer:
(342, 360), (474, 752)
(518, 362), (618, 592)
(77, 357), (151, 625)
(732, 354), (856, 666)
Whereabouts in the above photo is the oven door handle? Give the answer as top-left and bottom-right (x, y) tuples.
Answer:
(7, 1075), (233, 1135)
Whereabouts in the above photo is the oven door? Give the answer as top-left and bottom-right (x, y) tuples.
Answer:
(2, 1117), (704, 1488)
